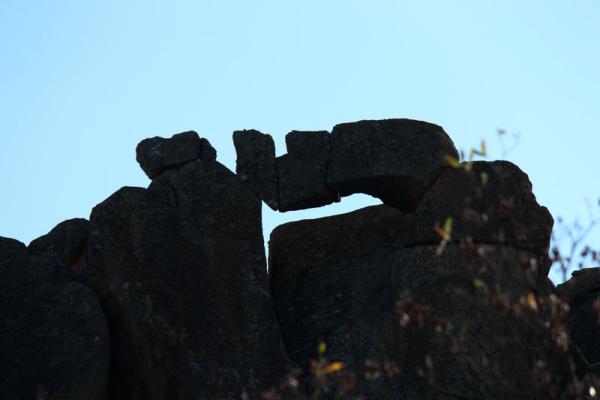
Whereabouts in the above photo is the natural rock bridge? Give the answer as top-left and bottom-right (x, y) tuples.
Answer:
(1, 119), (597, 399)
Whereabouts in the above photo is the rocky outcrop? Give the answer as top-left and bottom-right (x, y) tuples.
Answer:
(233, 129), (279, 210)
(87, 156), (290, 399)
(0, 237), (110, 400)
(4, 118), (579, 399)
(28, 218), (91, 268)
(136, 131), (216, 179)
(235, 119), (459, 212)
(557, 268), (600, 378)
(327, 119), (459, 211)
(408, 161), (554, 258)
(269, 205), (558, 399)
(269, 205), (410, 368)
(277, 130), (338, 211)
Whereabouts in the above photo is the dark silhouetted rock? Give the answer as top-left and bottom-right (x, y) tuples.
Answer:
(136, 131), (216, 179)
(557, 268), (600, 377)
(0, 238), (110, 400)
(28, 218), (91, 268)
(388, 245), (562, 399)
(277, 130), (338, 212)
(233, 129), (279, 210)
(269, 206), (560, 399)
(0, 236), (26, 261)
(88, 159), (290, 399)
(269, 206), (410, 397)
(326, 119), (459, 212)
(408, 161), (554, 262)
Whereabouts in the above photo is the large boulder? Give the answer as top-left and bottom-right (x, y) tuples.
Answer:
(28, 218), (91, 268)
(88, 158), (290, 399)
(326, 119), (459, 212)
(277, 131), (338, 211)
(387, 245), (562, 400)
(136, 131), (216, 179)
(233, 129), (279, 210)
(408, 161), (553, 265)
(269, 206), (561, 399)
(269, 205), (410, 367)
(557, 268), (600, 378)
(0, 237), (110, 400)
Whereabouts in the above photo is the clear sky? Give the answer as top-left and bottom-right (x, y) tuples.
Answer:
(1, 1), (599, 282)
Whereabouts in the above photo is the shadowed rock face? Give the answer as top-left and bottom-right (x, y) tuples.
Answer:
(233, 129), (279, 210)
(0, 237), (110, 400)
(28, 218), (91, 268)
(557, 268), (600, 377)
(327, 119), (459, 211)
(4, 118), (573, 399)
(234, 119), (459, 213)
(408, 161), (554, 260)
(136, 131), (216, 179)
(269, 205), (411, 367)
(87, 159), (290, 400)
(277, 130), (338, 211)
(269, 206), (559, 399)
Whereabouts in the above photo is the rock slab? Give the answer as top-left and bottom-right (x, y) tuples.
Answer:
(408, 161), (554, 262)
(88, 159), (290, 399)
(0, 237), (110, 400)
(326, 119), (460, 212)
(28, 218), (91, 268)
(136, 131), (216, 179)
(277, 130), (338, 211)
(269, 206), (560, 399)
(233, 129), (279, 210)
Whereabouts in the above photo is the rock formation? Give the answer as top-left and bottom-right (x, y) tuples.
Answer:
(233, 119), (459, 213)
(0, 237), (110, 400)
(557, 268), (600, 380)
(88, 151), (290, 398)
(2, 118), (591, 399)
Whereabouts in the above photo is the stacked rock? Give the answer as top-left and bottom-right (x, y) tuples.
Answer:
(1, 120), (570, 400)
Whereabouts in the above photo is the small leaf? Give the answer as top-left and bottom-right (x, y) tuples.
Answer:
(321, 361), (344, 374)
(444, 155), (461, 168)
(480, 139), (487, 157)
(425, 355), (433, 369)
(443, 217), (453, 238)
(315, 361), (344, 376)
(473, 278), (487, 290)
(527, 292), (539, 312)
(318, 342), (327, 355)
(480, 171), (489, 185)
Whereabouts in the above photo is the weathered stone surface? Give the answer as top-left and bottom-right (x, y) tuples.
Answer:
(28, 218), (91, 268)
(0, 238), (110, 400)
(326, 119), (459, 212)
(408, 161), (554, 262)
(0, 236), (26, 260)
(387, 245), (562, 399)
(88, 159), (290, 399)
(269, 205), (410, 397)
(557, 268), (600, 376)
(277, 130), (338, 211)
(233, 129), (279, 210)
(136, 131), (216, 179)
(269, 207), (560, 399)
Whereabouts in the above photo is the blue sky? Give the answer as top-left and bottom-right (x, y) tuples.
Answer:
(1, 1), (599, 281)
